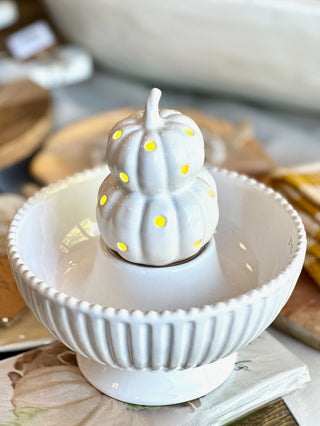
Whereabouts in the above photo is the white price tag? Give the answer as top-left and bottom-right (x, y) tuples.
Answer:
(6, 20), (57, 60)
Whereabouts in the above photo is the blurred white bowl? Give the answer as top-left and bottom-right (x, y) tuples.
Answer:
(8, 167), (306, 404)
(43, 0), (320, 110)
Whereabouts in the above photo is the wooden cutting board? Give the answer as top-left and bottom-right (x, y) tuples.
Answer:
(274, 270), (320, 351)
(0, 79), (53, 171)
(30, 108), (275, 185)
(29, 108), (135, 184)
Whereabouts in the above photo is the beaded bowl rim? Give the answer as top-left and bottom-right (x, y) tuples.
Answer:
(7, 166), (306, 320)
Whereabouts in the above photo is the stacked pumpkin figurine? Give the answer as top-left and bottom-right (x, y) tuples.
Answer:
(97, 88), (219, 266)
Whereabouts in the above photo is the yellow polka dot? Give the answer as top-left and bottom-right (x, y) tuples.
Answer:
(193, 240), (201, 249)
(181, 164), (189, 175)
(120, 172), (129, 183)
(155, 216), (166, 227)
(100, 194), (108, 205)
(113, 130), (122, 140)
(209, 188), (215, 198)
(185, 127), (194, 136)
(144, 141), (156, 151)
(117, 242), (127, 251)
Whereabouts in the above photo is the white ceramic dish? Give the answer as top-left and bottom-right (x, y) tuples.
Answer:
(7, 167), (306, 405)
(43, 0), (320, 110)
(0, 46), (93, 89)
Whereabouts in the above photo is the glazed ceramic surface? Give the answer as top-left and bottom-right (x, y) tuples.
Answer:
(43, 0), (320, 110)
(97, 89), (219, 266)
(8, 167), (306, 404)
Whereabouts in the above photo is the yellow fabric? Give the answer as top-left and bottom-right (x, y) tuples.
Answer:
(304, 253), (320, 285)
(271, 163), (320, 287)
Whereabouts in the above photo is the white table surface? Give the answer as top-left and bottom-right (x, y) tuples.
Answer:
(12, 70), (320, 424)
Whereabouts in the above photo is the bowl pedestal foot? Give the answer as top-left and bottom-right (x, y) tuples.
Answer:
(77, 352), (237, 405)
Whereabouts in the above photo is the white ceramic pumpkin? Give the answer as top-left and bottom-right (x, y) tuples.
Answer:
(106, 88), (205, 194)
(97, 88), (219, 266)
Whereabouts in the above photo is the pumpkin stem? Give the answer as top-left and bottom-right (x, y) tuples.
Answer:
(144, 88), (162, 128)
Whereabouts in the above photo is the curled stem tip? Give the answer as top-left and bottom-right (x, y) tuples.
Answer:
(144, 88), (162, 128)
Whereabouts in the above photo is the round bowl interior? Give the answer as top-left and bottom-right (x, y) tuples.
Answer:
(11, 166), (304, 313)
(8, 165), (306, 389)
(8, 164), (306, 404)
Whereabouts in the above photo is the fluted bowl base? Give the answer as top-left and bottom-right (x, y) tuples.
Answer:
(77, 352), (237, 405)
(8, 167), (306, 405)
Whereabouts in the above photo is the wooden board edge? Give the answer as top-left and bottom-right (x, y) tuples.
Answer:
(273, 315), (320, 351)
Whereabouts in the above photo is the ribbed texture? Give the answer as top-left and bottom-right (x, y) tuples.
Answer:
(7, 167), (306, 372)
(12, 267), (299, 371)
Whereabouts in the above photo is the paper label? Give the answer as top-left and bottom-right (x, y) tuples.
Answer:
(6, 20), (56, 60)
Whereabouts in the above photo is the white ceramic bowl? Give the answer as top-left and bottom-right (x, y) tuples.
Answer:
(43, 0), (320, 110)
(7, 167), (306, 405)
